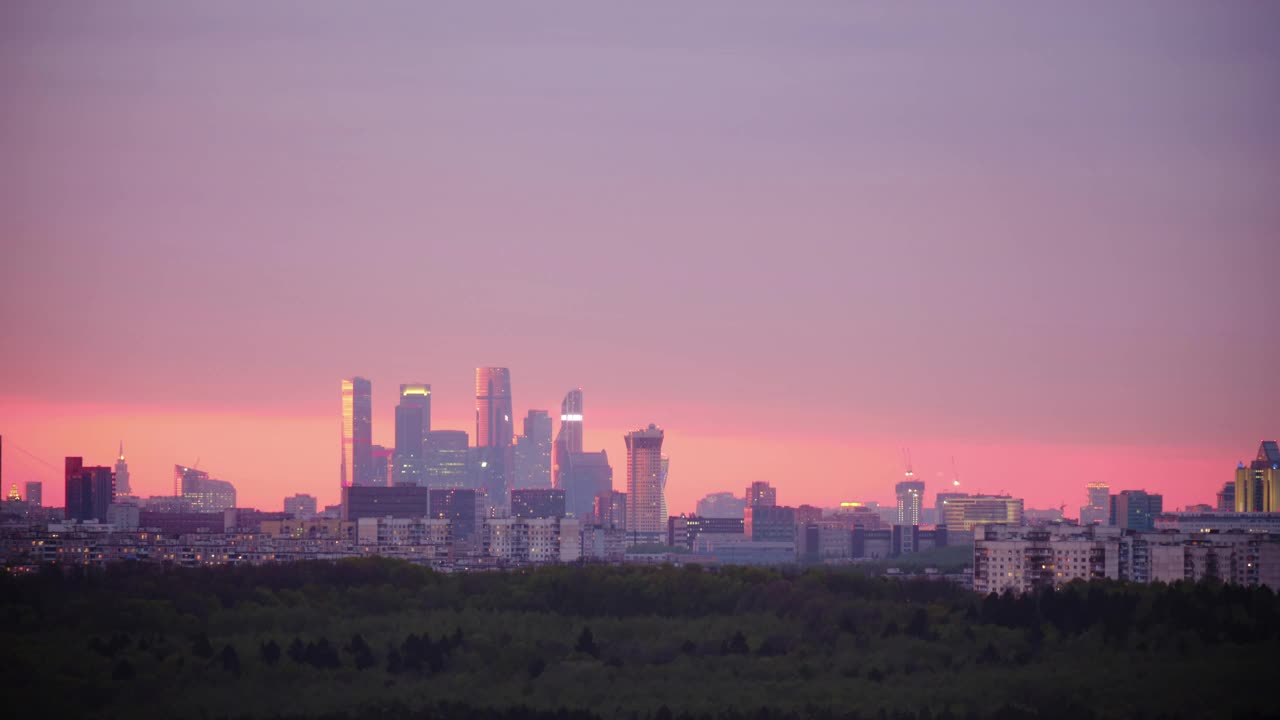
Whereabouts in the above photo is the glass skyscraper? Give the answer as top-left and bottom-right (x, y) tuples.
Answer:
(625, 424), (665, 543)
(553, 388), (584, 488)
(513, 409), (553, 489)
(394, 384), (431, 486)
(341, 377), (373, 488)
(475, 368), (513, 448)
(475, 368), (513, 512)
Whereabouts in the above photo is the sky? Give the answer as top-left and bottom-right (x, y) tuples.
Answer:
(2, 1), (1278, 516)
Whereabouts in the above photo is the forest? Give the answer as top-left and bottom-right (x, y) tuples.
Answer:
(1, 559), (1275, 720)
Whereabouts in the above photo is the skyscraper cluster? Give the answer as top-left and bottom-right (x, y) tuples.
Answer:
(339, 371), (660, 527)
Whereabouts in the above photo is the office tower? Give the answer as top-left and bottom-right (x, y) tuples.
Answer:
(341, 485), (429, 522)
(341, 377), (373, 488)
(394, 384), (431, 486)
(25, 481), (41, 507)
(895, 480), (925, 526)
(563, 450), (613, 518)
(1079, 481), (1110, 525)
(625, 424), (665, 543)
(424, 430), (470, 488)
(1110, 490), (1163, 531)
(935, 492), (966, 524)
(284, 493), (318, 518)
(6, 484), (19, 502)
(371, 445), (393, 487)
(1236, 441), (1280, 512)
(594, 490), (627, 529)
(697, 492), (746, 518)
(65, 457), (114, 521)
(175, 465), (237, 512)
(1217, 481), (1236, 512)
(940, 495), (1024, 531)
(553, 388), (584, 488)
(745, 505), (796, 542)
(401, 383), (431, 432)
(113, 442), (131, 496)
(475, 368), (513, 448)
(429, 487), (477, 541)
(513, 410), (553, 490)
(475, 368), (513, 512)
(511, 488), (566, 519)
(746, 481), (777, 508)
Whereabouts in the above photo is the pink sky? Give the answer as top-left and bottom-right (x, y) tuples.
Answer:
(2, 2), (1277, 514)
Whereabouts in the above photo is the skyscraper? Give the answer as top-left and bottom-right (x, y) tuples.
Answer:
(394, 384), (431, 486)
(65, 457), (114, 522)
(424, 430), (470, 488)
(514, 410), (553, 489)
(24, 481), (41, 507)
(746, 481), (777, 508)
(341, 377), (373, 488)
(175, 465), (237, 512)
(895, 480), (925, 526)
(1080, 481), (1110, 525)
(113, 442), (131, 496)
(553, 388), (584, 489)
(475, 368), (513, 513)
(1235, 441), (1280, 513)
(371, 445), (393, 487)
(475, 368), (513, 448)
(1110, 490), (1163, 531)
(625, 424), (665, 544)
(563, 450), (613, 519)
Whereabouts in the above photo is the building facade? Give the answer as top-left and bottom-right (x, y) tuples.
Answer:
(553, 388), (584, 489)
(895, 480), (925, 526)
(1236, 441), (1280, 513)
(696, 492), (745, 518)
(624, 425), (665, 544)
(65, 457), (114, 522)
(341, 377), (374, 488)
(341, 486), (429, 522)
(424, 430), (470, 488)
(563, 450), (613, 519)
(746, 481), (777, 508)
(941, 494), (1024, 531)
(510, 488), (566, 519)
(394, 384), (431, 486)
(1110, 490), (1163, 531)
(513, 410), (553, 490)
(284, 494), (318, 518)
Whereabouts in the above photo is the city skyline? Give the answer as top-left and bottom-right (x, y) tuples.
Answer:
(2, 2), (1278, 515)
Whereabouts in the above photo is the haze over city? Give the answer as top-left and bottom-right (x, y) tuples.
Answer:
(3, 1), (1278, 515)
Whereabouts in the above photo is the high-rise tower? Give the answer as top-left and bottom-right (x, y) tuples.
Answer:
(341, 377), (373, 488)
(554, 388), (584, 488)
(394, 384), (431, 486)
(514, 410), (553, 489)
(475, 368), (513, 448)
(474, 368), (513, 512)
(1236, 441), (1280, 512)
(625, 424), (665, 543)
(895, 477), (925, 526)
(113, 442), (131, 496)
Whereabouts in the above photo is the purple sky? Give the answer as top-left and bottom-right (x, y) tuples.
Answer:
(2, 2), (1278, 513)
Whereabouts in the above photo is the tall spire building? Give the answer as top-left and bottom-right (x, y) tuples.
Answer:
(114, 442), (131, 496)
(341, 377), (373, 488)
(625, 424), (665, 544)
(553, 388), (584, 489)
(474, 368), (513, 512)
